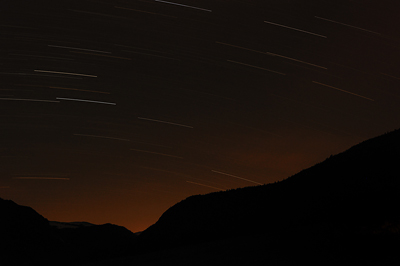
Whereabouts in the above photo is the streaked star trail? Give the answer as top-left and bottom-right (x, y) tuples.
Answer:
(47, 45), (113, 54)
(216, 41), (327, 69)
(12, 177), (70, 180)
(56, 97), (116, 105)
(1, 0), (399, 232)
(154, 0), (212, 12)
(0, 98), (60, 103)
(314, 16), (381, 35)
(227, 60), (286, 76)
(130, 149), (183, 159)
(34, 70), (98, 78)
(211, 170), (264, 186)
(186, 181), (223, 191)
(74, 134), (131, 142)
(49, 86), (111, 94)
(264, 20), (327, 38)
(137, 117), (193, 128)
(312, 81), (375, 101)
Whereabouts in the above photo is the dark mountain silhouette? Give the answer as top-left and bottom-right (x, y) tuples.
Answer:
(1, 198), (48, 239)
(54, 223), (138, 263)
(0, 198), (63, 266)
(0, 199), (138, 266)
(3, 129), (400, 266)
(119, 128), (400, 265)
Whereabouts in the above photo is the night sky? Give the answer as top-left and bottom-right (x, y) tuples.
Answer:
(1, 0), (400, 232)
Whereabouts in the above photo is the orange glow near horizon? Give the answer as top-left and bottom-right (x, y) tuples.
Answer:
(3, 132), (359, 233)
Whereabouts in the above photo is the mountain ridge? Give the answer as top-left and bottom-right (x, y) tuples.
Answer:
(134, 128), (400, 264)
(2, 128), (400, 265)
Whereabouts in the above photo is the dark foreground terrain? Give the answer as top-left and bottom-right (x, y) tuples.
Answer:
(2, 129), (400, 265)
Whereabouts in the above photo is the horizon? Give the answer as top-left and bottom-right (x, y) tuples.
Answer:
(1, 0), (400, 233)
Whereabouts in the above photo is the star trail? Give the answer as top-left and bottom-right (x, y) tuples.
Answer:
(1, 0), (400, 232)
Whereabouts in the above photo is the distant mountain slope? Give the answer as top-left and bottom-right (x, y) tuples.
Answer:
(0, 198), (50, 237)
(0, 198), (60, 265)
(56, 223), (138, 263)
(134, 129), (400, 264)
(0, 199), (138, 266)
